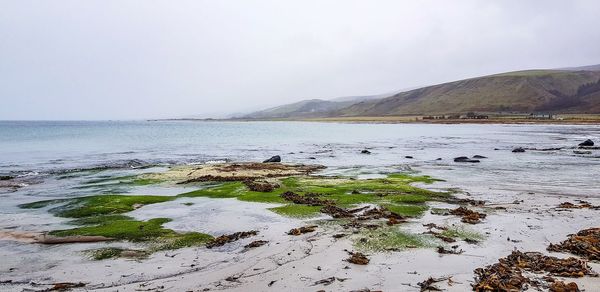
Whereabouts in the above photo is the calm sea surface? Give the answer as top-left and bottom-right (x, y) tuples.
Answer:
(1, 120), (599, 201)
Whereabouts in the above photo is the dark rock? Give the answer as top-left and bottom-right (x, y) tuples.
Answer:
(405, 156), (413, 159)
(360, 150), (371, 154)
(308, 157), (316, 160)
(454, 156), (480, 163)
(473, 155), (487, 159)
(579, 139), (594, 147)
(0, 175), (14, 181)
(435, 158), (442, 160)
(262, 155), (281, 163)
(512, 147), (525, 153)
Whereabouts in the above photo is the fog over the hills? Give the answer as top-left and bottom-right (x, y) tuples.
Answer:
(1, 0), (600, 120)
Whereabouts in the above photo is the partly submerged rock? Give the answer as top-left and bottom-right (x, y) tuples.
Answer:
(473, 155), (487, 159)
(579, 139), (594, 147)
(454, 156), (480, 163)
(360, 149), (371, 154)
(512, 147), (526, 153)
(263, 155), (281, 163)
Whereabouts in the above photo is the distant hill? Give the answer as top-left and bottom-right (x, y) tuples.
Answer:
(239, 65), (600, 119)
(336, 69), (600, 116)
(560, 64), (600, 71)
(239, 90), (411, 119)
(239, 93), (400, 119)
(239, 99), (353, 119)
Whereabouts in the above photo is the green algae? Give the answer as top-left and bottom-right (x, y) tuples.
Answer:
(20, 171), (446, 223)
(68, 215), (132, 225)
(75, 175), (165, 189)
(24, 198), (214, 253)
(382, 204), (429, 217)
(178, 182), (245, 199)
(87, 247), (152, 260)
(88, 247), (126, 260)
(19, 170), (448, 257)
(440, 225), (485, 242)
(51, 217), (174, 241)
(51, 216), (213, 248)
(20, 195), (174, 218)
(268, 204), (323, 218)
(353, 226), (436, 252)
(150, 232), (214, 251)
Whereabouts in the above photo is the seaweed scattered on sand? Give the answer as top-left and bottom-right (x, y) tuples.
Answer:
(280, 191), (333, 206)
(244, 240), (268, 249)
(288, 225), (317, 235)
(548, 227), (600, 261)
(472, 250), (597, 291)
(418, 276), (451, 291)
(557, 201), (599, 210)
(243, 180), (279, 192)
(346, 251), (370, 265)
(449, 207), (486, 224)
(206, 230), (258, 248)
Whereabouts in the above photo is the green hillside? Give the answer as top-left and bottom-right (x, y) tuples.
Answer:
(335, 70), (600, 116)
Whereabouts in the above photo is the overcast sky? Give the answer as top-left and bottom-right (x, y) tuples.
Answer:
(1, 0), (600, 120)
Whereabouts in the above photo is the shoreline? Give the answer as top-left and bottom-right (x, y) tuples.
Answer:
(151, 116), (600, 125)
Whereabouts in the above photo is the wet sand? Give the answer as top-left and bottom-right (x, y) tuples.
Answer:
(1, 181), (599, 291)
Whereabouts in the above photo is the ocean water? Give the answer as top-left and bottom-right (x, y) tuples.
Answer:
(1, 120), (599, 193)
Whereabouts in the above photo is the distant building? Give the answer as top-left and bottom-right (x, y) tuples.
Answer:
(461, 112), (489, 119)
(529, 113), (554, 119)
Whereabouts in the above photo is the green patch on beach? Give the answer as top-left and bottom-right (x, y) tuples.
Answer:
(20, 195), (174, 218)
(51, 216), (213, 250)
(19, 167), (449, 258)
(87, 247), (149, 260)
(383, 204), (429, 217)
(440, 225), (485, 242)
(178, 182), (246, 199)
(353, 227), (436, 252)
(269, 204), (323, 218)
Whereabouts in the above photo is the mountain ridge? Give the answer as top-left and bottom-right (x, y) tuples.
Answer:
(239, 64), (600, 119)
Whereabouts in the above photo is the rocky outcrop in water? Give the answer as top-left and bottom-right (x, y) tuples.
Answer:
(579, 139), (594, 147)
(454, 156), (480, 163)
(263, 155), (281, 163)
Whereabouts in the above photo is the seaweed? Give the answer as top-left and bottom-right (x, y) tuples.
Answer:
(548, 227), (600, 261)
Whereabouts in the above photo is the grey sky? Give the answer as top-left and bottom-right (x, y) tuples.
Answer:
(1, 0), (600, 120)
